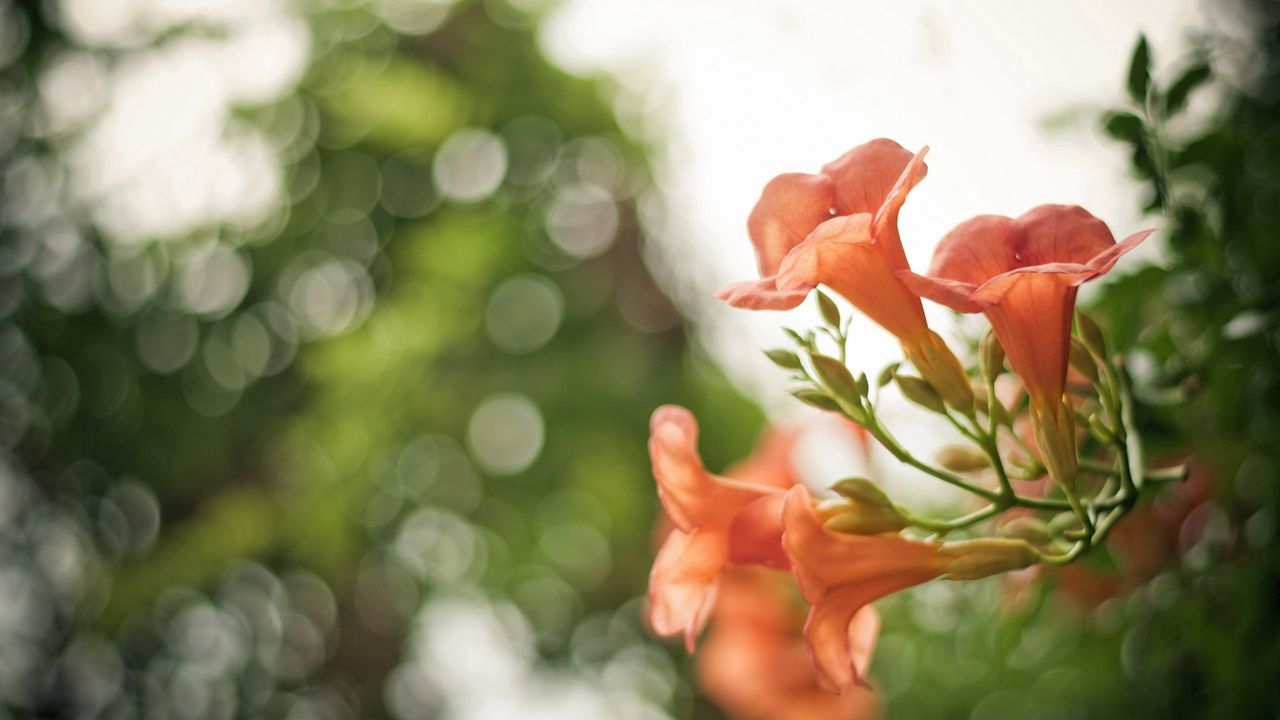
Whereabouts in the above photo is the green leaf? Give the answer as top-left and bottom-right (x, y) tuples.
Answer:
(816, 290), (841, 328)
(791, 389), (841, 412)
(764, 348), (804, 371)
(1163, 61), (1211, 117)
(809, 353), (861, 403)
(1102, 111), (1144, 144)
(876, 362), (901, 388)
(1126, 34), (1152, 105)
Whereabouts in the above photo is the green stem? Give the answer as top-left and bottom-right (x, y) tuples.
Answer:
(897, 504), (999, 534)
(860, 408), (1001, 503)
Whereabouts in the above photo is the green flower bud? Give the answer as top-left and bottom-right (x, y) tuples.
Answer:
(936, 444), (992, 473)
(1068, 339), (1099, 383)
(998, 517), (1054, 545)
(895, 374), (945, 413)
(1076, 311), (1107, 358)
(822, 505), (908, 535)
(980, 330), (1005, 381)
(940, 538), (1039, 580)
(832, 477), (893, 508)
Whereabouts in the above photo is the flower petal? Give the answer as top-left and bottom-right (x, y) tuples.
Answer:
(777, 215), (929, 345)
(803, 575), (931, 691)
(748, 172), (837, 276)
(649, 405), (780, 532)
(782, 486), (943, 600)
(1084, 228), (1155, 275)
(649, 527), (728, 651)
(871, 145), (929, 270)
(1016, 204), (1117, 266)
(976, 273), (1080, 408)
(728, 494), (790, 570)
(821, 139), (920, 218)
(926, 214), (1025, 286)
(897, 271), (983, 313)
(717, 276), (812, 311)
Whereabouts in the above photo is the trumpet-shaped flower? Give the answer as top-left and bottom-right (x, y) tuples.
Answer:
(899, 205), (1151, 412)
(719, 139), (975, 408)
(648, 405), (794, 650)
(717, 139), (931, 347)
(782, 486), (1038, 692)
(899, 205), (1152, 482)
(781, 486), (945, 691)
(698, 567), (880, 720)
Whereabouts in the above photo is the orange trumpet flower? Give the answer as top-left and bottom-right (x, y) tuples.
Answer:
(780, 486), (945, 691)
(782, 486), (1038, 692)
(717, 139), (931, 347)
(899, 205), (1152, 482)
(647, 405), (795, 650)
(698, 567), (880, 720)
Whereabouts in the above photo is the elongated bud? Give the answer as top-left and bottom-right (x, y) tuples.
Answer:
(816, 290), (841, 328)
(1032, 401), (1079, 489)
(792, 389), (841, 412)
(895, 374), (945, 413)
(823, 505), (908, 535)
(764, 348), (804, 371)
(1076, 311), (1107, 358)
(998, 517), (1053, 545)
(980, 330), (1005, 381)
(936, 444), (991, 473)
(939, 538), (1039, 580)
(832, 477), (893, 507)
(906, 331), (975, 413)
(809, 353), (862, 403)
(1068, 339), (1099, 383)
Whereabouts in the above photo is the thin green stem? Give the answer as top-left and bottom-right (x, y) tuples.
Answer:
(897, 504), (999, 534)
(859, 408), (1001, 503)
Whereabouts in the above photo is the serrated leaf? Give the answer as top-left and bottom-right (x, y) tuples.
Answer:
(1127, 34), (1151, 105)
(764, 348), (804, 371)
(816, 291), (841, 327)
(1163, 61), (1210, 117)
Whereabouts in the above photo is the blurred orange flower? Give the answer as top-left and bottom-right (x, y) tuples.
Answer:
(780, 486), (945, 692)
(718, 139), (931, 348)
(698, 567), (880, 720)
(647, 405), (795, 650)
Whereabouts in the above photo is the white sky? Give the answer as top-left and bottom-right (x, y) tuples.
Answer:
(541, 0), (1204, 415)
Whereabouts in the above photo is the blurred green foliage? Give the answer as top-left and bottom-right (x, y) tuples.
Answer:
(0, 0), (762, 716)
